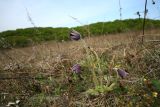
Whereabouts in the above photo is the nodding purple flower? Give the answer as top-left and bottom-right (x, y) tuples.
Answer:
(117, 69), (128, 79)
(70, 30), (81, 41)
(113, 68), (128, 79)
(71, 64), (81, 74)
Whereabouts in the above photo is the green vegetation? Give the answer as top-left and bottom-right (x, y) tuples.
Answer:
(1, 37), (160, 106)
(0, 18), (160, 48)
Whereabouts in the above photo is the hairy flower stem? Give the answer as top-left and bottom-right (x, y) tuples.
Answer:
(90, 48), (103, 86)
(80, 37), (100, 87)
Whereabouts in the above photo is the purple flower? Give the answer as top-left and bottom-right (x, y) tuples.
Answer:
(117, 69), (129, 79)
(71, 64), (81, 74)
(70, 30), (81, 41)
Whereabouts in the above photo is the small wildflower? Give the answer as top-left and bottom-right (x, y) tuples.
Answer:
(113, 67), (128, 79)
(117, 69), (128, 79)
(70, 29), (81, 41)
(152, 92), (158, 97)
(71, 64), (81, 74)
(143, 78), (147, 82)
(143, 94), (147, 97)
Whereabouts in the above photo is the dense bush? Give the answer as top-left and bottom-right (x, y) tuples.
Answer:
(0, 18), (160, 48)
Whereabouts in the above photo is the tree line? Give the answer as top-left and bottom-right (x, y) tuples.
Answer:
(0, 18), (160, 48)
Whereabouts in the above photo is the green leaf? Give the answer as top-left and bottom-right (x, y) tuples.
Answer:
(152, 80), (160, 91)
(86, 89), (99, 96)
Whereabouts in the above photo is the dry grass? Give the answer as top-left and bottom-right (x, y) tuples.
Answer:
(0, 31), (139, 69)
(0, 29), (160, 107)
(1, 29), (160, 70)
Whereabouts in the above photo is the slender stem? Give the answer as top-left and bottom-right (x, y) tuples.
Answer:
(142, 0), (148, 43)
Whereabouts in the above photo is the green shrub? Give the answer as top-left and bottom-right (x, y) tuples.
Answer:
(0, 19), (160, 48)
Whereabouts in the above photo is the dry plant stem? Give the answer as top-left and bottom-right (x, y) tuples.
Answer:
(142, 45), (159, 62)
(69, 16), (91, 38)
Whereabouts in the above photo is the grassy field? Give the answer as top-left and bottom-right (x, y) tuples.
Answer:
(0, 29), (160, 106)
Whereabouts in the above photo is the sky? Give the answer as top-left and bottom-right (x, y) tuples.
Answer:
(0, 0), (160, 32)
